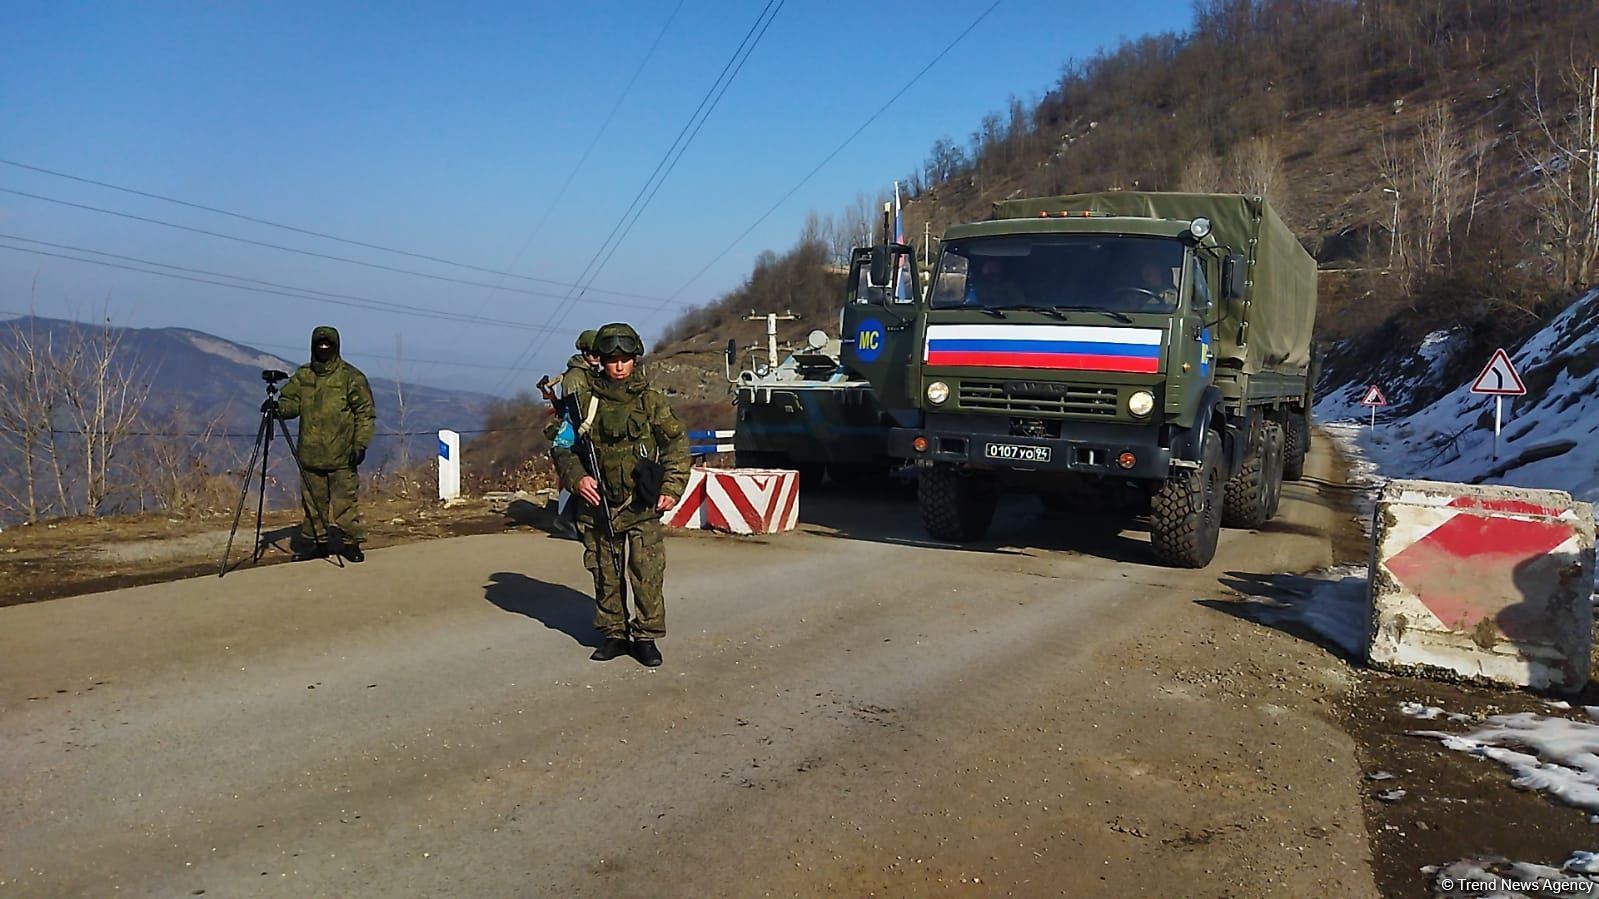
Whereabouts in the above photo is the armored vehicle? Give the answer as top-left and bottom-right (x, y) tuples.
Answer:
(731, 325), (897, 486)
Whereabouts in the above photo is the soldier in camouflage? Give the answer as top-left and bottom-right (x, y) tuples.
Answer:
(275, 326), (376, 563)
(551, 322), (689, 667)
(544, 329), (601, 445)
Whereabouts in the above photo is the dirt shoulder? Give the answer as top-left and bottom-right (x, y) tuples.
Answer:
(0, 493), (537, 607)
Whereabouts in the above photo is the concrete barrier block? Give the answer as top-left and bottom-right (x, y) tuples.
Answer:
(1366, 480), (1595, 691)
(662, 468), (800, 535)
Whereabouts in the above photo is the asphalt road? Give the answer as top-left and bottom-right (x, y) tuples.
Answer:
(1, 441), (1375, 897)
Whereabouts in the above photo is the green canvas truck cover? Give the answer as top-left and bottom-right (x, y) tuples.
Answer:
(991, 192), (1316, 377)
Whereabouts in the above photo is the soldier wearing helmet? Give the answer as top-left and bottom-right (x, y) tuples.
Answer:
(550, 322), (690, 667)
(547, 329), (602, 444)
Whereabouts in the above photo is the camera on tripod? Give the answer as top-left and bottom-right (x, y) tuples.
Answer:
(262, 369), (289, 383)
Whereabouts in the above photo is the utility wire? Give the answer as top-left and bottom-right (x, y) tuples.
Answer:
(497, 0), (784, 390)
(0, 187), (680, 311)
(0, 239), (573, 335)
(490, 0), (687, 286)
(0, 158), (672, 304)
(586, 0), (781, 304)
(663, 0), (1002, 304)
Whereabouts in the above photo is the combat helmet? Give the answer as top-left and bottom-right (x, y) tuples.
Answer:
(576, 329), (599, 353)
(593, 322), (644, 358)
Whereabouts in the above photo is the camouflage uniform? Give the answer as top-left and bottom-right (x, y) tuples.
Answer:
(551, 328), (689, 642)
(276, 326), (375, 547)
(544, 330), (600, 444)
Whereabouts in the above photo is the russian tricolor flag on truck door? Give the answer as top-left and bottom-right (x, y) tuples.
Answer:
(924, 324), (1163, 374)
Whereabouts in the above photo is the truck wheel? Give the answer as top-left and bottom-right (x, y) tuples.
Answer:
(1223, 420), (1275, 529)
(1262, 422), (1285, 519)
(1149, 433), (1223, 568)
(1282, 412), (1310, 481)
(919, 465), (996, 541)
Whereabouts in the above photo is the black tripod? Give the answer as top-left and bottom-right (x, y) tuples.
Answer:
(219, 370), (333, 577)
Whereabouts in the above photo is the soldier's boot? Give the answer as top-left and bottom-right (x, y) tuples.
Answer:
(342, 543), (365, 563)
(292, 540), (329, 562)
(590, 637), (631, 662)
(632, 640), (663, 668)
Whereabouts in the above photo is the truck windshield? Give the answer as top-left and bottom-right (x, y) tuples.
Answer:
(929, 235), (1187, 314)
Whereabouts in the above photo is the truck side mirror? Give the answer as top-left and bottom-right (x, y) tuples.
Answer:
(723, 338), (737, 382)
(868, 245), (893, 290)
(1223, 254), (1247, 301)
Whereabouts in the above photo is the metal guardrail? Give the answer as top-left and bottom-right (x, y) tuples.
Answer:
(689, 429), (735, 457)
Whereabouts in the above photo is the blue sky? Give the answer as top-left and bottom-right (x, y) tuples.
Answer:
(0, 0), (1194, 395)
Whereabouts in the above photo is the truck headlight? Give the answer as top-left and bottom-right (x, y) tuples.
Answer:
(1127, 389), (1155, 417)
(926, 381), (950, 405)
(1190, 217), (1211, 239)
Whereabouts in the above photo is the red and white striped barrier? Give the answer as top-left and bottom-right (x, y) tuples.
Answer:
(662, 467), (800, 535)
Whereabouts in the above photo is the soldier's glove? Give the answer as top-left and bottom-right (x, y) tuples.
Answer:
(260, 397), (279, 414)
(350, 447), (367, 468)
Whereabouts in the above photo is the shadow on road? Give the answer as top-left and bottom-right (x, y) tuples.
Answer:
(483, 572), (599, 648)
(1196, 570), (1366, 663)
(798, 488), (1156, 565)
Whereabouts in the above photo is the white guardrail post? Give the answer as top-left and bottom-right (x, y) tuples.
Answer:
(438, 429), (461, 500)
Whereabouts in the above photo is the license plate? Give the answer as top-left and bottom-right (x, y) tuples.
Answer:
(984, 442), (1052, 463)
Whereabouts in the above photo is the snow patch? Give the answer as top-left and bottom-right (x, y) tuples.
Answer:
(1316, 288), (1599, 505)
(179, 331), (292, 372)
(1419, 711), (1599, 814)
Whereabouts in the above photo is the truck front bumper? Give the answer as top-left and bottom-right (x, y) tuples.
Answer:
(889, 414), (1173, 479)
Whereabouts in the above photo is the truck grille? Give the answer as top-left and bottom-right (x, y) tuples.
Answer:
(958, 379), (1119, 417)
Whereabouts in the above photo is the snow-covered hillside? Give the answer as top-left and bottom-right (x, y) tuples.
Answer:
(1316, 288), (1599, 504)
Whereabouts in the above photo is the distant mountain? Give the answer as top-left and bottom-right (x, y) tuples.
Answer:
(0, 316), (493, 520)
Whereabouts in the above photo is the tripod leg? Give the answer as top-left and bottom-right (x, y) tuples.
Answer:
(219, 411), (271, 578)
(251, 418), (273, 563)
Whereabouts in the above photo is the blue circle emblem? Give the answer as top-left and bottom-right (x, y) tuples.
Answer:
(855, 318), (886, 363)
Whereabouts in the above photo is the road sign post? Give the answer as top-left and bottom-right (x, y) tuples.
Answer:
(1360, 385), (1388, 429)
(1469, 348), (1527, 461)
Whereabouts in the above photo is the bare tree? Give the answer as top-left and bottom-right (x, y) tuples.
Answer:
(53, 318), (150, 515)
(1520, 59), (1599, 288)
(1224, 135), (1291, 218)
(1376, 103), (1470, 294)
(0, 315), (55, 522)
(392, 335), (411, 474)
(1178, 151), (1224, 192)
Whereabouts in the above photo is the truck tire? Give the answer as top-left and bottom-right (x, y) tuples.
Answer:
(1149, 433), (1223, 568)
(1282, 412), (1310, 481)
(1223, 420), (1276, 529)
(919, 464), (996, 541)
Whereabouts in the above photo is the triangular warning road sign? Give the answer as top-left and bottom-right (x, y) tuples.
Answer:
(1470, 348), (1526, 396)
(1360, 385), (1388, 406)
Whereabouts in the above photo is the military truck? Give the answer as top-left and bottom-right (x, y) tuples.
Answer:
(730, 323), (898, 486)
(840, 192), (1317, 567)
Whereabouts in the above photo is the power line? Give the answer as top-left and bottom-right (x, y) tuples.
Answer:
(0, 238), (576, 334)
(497, 0), (784, 390)
(0, 158), (674, 304)
(0, 186), (682, 311)
(664, 0), (1003, 303)
(490, 0), (687, 286)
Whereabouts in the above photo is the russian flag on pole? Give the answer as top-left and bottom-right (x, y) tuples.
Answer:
(893, 182), (912, 302)
(924, 324), (1163, 374)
